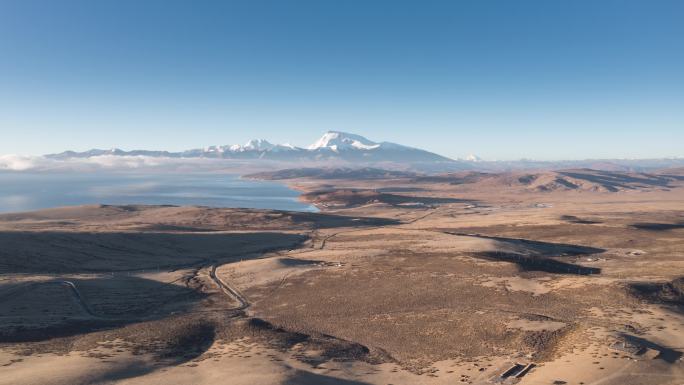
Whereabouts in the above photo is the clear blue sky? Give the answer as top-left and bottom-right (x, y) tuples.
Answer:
(1, 0), (682, 160)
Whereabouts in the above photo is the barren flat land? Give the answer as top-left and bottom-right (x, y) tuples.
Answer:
(2, 168), (684, 385)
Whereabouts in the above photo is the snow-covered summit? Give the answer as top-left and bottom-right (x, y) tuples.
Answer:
(242, 139), (275, 151)
(308, 131), (381, 151)
(206, 139), (282, 153)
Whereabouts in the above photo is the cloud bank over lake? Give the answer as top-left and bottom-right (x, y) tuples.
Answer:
(0, 154), (258, 173)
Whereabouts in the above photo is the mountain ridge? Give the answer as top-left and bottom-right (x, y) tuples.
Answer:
(45, 131), (454, 164)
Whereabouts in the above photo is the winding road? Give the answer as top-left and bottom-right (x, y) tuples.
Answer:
(209, 264), (250, 310)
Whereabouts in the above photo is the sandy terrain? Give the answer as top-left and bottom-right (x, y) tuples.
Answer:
(1, 168), (683, 384)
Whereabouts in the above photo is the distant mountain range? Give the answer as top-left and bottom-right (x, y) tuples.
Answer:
(46, 131), (454, 164)
(39, 131), (684, 173)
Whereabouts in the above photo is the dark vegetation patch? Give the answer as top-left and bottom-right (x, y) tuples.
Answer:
(160, 320), (215, 359)
(237, 318), (391, 365)
(520, 325), (576, 362)
(513, 314), (577, 361)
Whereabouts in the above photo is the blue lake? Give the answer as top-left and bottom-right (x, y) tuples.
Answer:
(0, 172), (317, 213)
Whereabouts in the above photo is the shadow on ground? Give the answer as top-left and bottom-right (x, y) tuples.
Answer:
(0, 231), (307, 274)
(619, 333), (683, 363)
(470, 251), (601, 275)
(0, 275), (211, 342)
(442, 231), (605, 256)
(560, 215), (602, 225)
(290, 212), (401, 227)
(284, 370), (373, 385)
(631, 222), (684, 231)
(629, 277), (684, 308)
(63, 317), (218, 384)
(558, 170), (677, 191)
(0, 230), (309, 342)
(440, 231), (605, 275)
(302, 189), (477, 208)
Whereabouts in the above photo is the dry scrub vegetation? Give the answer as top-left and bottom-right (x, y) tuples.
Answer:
(2, 170), (684, 384)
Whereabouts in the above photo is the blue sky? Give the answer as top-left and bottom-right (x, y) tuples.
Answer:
(0, 0), (682, 160)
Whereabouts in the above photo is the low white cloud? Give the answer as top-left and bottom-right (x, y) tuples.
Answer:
(0, 155), (54, 171)
(0, 154), (285, 173)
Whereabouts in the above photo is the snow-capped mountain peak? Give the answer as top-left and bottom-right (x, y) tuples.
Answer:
(242, 139), (274, 151)
(308, 131), (381, 151)
(270, 143), (298, 152)
(219, 139), (277, 153)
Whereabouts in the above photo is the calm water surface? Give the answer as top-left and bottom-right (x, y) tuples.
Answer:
(0, 172), (316, 213)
